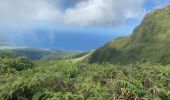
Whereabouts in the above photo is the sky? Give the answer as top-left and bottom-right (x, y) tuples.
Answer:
(0, 0), (170, 50)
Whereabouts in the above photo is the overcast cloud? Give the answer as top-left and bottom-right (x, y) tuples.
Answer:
(0, 0), (148, 27)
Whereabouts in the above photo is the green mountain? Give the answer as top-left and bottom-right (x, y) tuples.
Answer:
(89, 6), (170, 64)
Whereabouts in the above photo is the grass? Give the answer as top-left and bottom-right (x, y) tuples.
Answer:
(65, 51), (94, 63)
(88, 5), (170, 65)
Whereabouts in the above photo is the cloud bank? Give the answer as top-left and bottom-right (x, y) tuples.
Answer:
(0, 0), (147, 27)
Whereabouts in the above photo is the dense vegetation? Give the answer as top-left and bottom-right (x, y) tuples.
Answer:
(1, 4), (170, 100)
(0, 57), (170, 100)
(89, 6), (170, 65)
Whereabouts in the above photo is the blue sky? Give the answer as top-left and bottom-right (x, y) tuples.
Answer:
(0, 0), (170, 50)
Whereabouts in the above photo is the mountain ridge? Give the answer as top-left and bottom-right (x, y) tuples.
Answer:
(88, 5), (170, 65)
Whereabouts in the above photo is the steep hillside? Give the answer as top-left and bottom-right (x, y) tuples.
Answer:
(89, 6), (170, 64)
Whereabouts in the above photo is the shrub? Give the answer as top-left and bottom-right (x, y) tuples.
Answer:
(8, 57), (34, 71)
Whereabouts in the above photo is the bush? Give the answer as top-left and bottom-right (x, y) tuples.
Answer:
(8, 57), (34, 71)
(0, 60), (169, 99)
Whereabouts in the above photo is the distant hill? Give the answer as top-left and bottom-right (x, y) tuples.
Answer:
(0, 38), (84, 61)
(0, 48), (82, 61)
(89, 5), (170, 64)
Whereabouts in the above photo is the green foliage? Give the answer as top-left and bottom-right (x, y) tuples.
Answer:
(89, 6), (170, 65)
(0, 3), (170, 100)
(7, 57), (34, 71)
(0, 58), (15, 73)
(0, 59), (169, 100)
(0, 50), (13, 58)
(0, 57), (34, 73)
(1, 6), (170, 100)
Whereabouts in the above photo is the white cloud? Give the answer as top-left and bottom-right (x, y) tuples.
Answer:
(0, 0), (147, 27)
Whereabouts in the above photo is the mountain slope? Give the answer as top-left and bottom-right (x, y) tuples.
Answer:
(89, 5), (170, 64)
